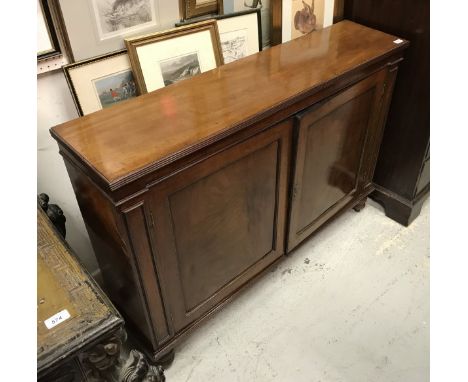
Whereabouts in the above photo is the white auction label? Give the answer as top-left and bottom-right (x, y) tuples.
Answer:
(393, 39), (404, 44)
(44, 309), (71, 329)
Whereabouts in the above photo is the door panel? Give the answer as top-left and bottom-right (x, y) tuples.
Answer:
(288, 70), (386, 251)
(169, 142), (277, 311)
(296, 88), (372, 230)
(149, 121), (292, 332)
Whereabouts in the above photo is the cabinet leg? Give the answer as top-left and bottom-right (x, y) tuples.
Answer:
(353, 197), (367, 212)
(154, 349), (175, 369)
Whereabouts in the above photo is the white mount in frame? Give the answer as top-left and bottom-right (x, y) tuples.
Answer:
(89, 0), (158, 41)
(59, 0), (164, 61)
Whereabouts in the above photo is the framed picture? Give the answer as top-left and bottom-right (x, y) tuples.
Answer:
(216, 10), (261, 63)
(38, 0), (67, 61)
(180, 0), (224, 20)
(125, 20), (223, 94)
(175, 9), (261, 64)
(282, 0), (334, 42)
(63, 50), (138, 116)
(58, 0), (161, 61)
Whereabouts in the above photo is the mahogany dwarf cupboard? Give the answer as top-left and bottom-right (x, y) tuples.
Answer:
(51, 21), (408, 361)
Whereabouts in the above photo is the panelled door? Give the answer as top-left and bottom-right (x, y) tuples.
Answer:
(148, 121), (292, 332)
(288, 69), (388, 251)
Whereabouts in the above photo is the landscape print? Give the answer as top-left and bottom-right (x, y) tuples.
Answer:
(159, 53), (201, 87)
(92, 0), (155, 37)
(220, 30), (248, 64)
(93, 70), (137, 109)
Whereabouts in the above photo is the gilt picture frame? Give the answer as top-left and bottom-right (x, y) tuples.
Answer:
(63, 50), (138, 116)
(125, 20), (223, 94)
(179, 0), (224, 20)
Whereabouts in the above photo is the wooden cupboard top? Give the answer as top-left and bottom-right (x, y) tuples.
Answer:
(50, 21), (408, 190)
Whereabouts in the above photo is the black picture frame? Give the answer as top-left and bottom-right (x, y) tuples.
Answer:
(38, 0), (62, 61)
(63, 49), (137, 116)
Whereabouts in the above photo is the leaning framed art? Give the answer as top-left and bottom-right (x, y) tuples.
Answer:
(216, 9), (261, 63)
(125, 20), (223, 93)
(63, 50), (138, 116)
(58, 0), (161, 61)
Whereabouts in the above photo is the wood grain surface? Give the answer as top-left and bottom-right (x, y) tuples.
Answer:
(50, 21), (407, 190)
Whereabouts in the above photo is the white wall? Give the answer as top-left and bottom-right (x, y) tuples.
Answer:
(37, 69), (100, 274)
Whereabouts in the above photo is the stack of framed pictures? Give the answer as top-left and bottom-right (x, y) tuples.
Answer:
(44, 1), (340, 116)
(63, 8), (262, 116)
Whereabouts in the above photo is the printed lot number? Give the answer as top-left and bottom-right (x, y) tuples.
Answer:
(44, 309), (71, 329)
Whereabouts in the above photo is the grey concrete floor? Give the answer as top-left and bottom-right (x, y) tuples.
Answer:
(165, 198), (430, 382)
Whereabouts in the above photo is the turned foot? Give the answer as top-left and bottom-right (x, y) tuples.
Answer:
(155, 349), (175, 369)
(353, 198), (367, 212)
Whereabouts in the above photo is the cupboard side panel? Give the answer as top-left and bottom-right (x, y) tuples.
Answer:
(62, 158), (156, 349)
(359, 66), (398, 189)
(122, 203), (172, 345)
